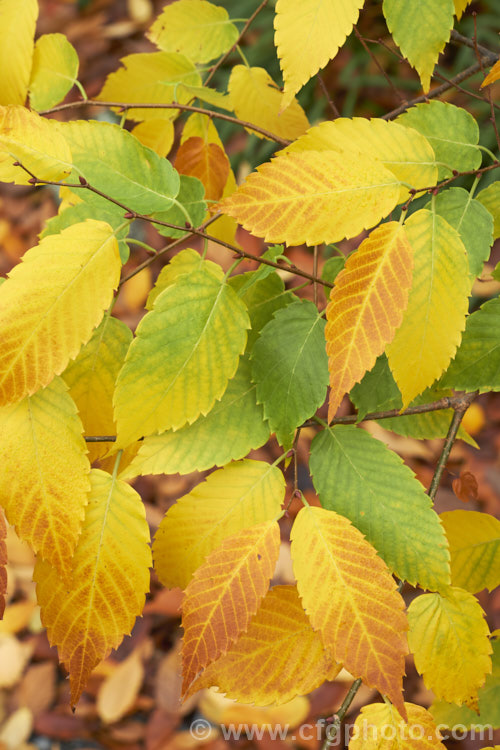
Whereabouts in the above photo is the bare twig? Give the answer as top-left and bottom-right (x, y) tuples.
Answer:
(321, 678), (363, 750)
(354, 27), (406, 103)
(317, 74), (341, 118)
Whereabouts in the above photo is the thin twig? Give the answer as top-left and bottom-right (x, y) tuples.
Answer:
(470, 14), (500, 152)
(321, 678), (363, 750)
(317, 74), (341, 118)
(450, 29), (495, 59)
(354, 27), (405, 103)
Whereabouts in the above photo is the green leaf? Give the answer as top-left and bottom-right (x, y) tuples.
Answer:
(476, 180), (500, 240)
(397, 101), (482, 179)
(121, 355), (270, 479)
(428, 187), (493, 279)
(28, 33), (79, 111)
(383, 0), (454, 92)
(310, 425), (450, 591)
(431, 639), (500, 729)
(146, 248), (222, 311)
(114, 267), (250, 448)
(151, 175), (207, 239)
(58, 120), (180, 215)
(322, 256), (345, 290)
(440, 297), (500, 392)
(251, 300), (328, 449)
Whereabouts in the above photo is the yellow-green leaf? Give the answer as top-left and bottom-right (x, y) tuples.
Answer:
(383, 0), (454, 92)
(34, 468), (151, 707)
(0, 220), (121, 406)
(0, 0), (38, 105)
(219, 150), (401, 246)
(153, 460), (285, 590)
(181, 521), (280, 693)
(28, 33), (79, 111)
(0, 105), (72, 184)
(187, 585), (340, 704)
(0, 377), (90, 578)
(476, 182), (500, 240)
(440, 510), (500, 593)
(114, 266), (249, 448)
(62, 316), (132, 463)
(229, 66), (309, 142)
(408, 587), (492, 708)
(146, 249), (222, 311)
(291, 505), (408, 719)
(326, 222), (413, 420)
(274, 0), (365, 108)
(148, 0), (239, 64)
(386, 210), (469, 407)
(350, 702), (446, 750)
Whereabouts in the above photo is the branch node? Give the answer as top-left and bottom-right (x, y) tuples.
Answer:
(123, 211), (135, 219)
(27, 177), (37, 185)
(78, 176), (88, 186)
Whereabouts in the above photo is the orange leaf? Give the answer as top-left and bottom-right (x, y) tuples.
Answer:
(0, 511), (6, 620)
(186, 585), (341, 705)
(181, 520), (280, 694)
(175, 136), (230, 202)
(326, 222), (413, 420)
(291, 505), (408, 718)
(452, 471), (478, 503)
(481, 59), (500, 88)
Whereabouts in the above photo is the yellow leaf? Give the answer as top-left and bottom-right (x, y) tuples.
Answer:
(34, 468), (151, 707)
(326, 222), (413, 420)
(62, 316), (132, 463)
(219, 150), (400, 246)
(284, 117), (438, 202)
(408, 587), (492, 709)
(0, 105), (72, 184)
(350, 702), (446, 750)
(291, 505), (408, 719)
(0, 0), (38, 105)
(440, 510), (500, 593)
(181, 521), (280, 693)
(28, 33), (79, 111)
(120, 267), (152, 311)
(0, 219), (121, 406)
(153, 459), (285, 590)
(0, 377), (90, 578)
(182, 113), (224, 148)
(0, 511), (6, 620)
(229, 66), (309, 141)
(454, 0), (472, 19)
(175, 136), (230, 202)
(97, 649), (144, 723)
(187, 585), (341, 704)
(97, 52), (201, 121)
(481, 59), (500, 88)
(386, 210), (469, 407)
(131, 119), (174, 157)
(275, 0), (365, 109)
(148, 0), (238, 64)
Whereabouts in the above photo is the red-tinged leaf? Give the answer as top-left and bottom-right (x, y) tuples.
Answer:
(452, 471), (478, 503)
(0, 511), (7, 619)
(291, 505), (408, 719)
(325, 222), (413, 421)
(175, 136), (230, 202)
(181, 520), (280, 694)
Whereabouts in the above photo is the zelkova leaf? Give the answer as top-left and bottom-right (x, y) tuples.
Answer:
(291, 505), (408, 718)
(0, 220), (121, 406)
(186, 585), (341, 704)
(218, 150), (401, 246)
(58, 120), (180, 215)
(153, 460), (285, 590)
(0, 512), (7, 620)
(121, 355), (270, 479)
(28, 33), (79, 111)
(35, 469), (151, 707)
(386, 210), (469, 407)
(131, 119), (175, 158)
(97, 52), (201, 122)
(114, 267), (249, 448)
(148, 0), (238, 64)
(310, 426), (450, 591)
(251, 300), (329, 449)
(0, 105), (72, 184)
(440, 297), (500, 392)
(0, 0), (38, 105)
(146, 248), (222, 311)
(440, 510), (500, 593)
(454, 0), (472, 19)
(0, 377), (90, 578)
(151, 175), (207, 240)
(408, 587), (492, 708)
(350, 702), (446, 750)
(481, 59), (500, 88)
(181, 521), (281, 693)
(175, 136), (230, 202)
(476, 182), (500, 240)
(229, 66), (309, 142)
(284, 117), (438, 202)
(62, 317), (133, 463)
(326, 222), (413, 420)
(274, 0), (365, 109)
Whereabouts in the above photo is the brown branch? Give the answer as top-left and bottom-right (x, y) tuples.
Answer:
(316, 74), (341, 118)
(354, 27), (406, 103)
(450, 29), (496, 59)
(39, 99), (291, 146)
(407, 161), (500, 199)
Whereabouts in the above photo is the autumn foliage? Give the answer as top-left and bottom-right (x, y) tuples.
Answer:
(0, 0), (500, 742)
